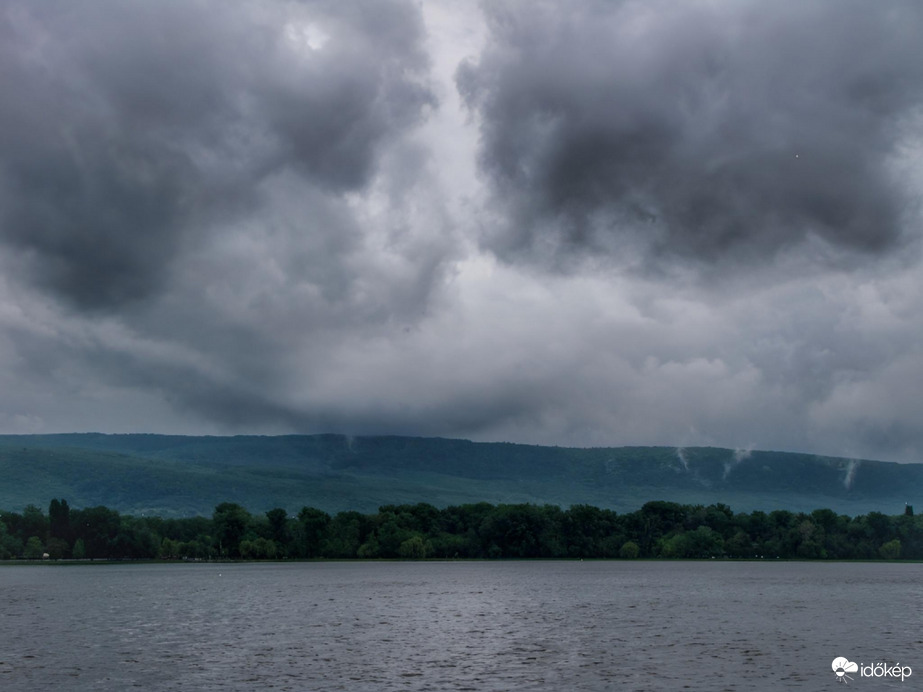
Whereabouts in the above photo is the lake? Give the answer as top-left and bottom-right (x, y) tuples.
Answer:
(1, 560), (920, 690)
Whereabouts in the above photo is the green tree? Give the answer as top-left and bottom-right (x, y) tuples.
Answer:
(794, 518), (825, 559)
(563, 505), (620, 558)
(45, 537), (69, 560)
(48, 498), (71, 540)
(879, 538), (901, 560)
(73, 506), (121, 559)
(239, 537), (278, 560)
(160, 537), (180, 559)
(111, 517), (159, 559)
(323, 511), (365, 558)
(619, 540), (640, 559)
(22, 505), (48, 543)
(298, 507), (331, 558)
(265, 508), (289, 553)
(699, 504), (734, 538)
(686, 526), (724, 558)
(72, 538), (86, 560)
(213, 503), (251, 558)
(374, 517), (412, 557)
(866, 512), (893, 544)
(357, 537), (381, 558)
(0, 519), (22, 559)
(631, 501), (688, 556)
(429, 532), (474, 559)
(659, 533), (689, 558)
(725, 530), (753, 558)
(24, 536), (45, 559)
(478, 504), (561, 558)
(398, 534), (429, 559)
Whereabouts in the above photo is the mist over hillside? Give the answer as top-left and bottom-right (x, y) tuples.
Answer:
(1, 434), (918, 517)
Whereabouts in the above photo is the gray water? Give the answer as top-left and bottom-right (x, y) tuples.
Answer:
(1, 560), (920, 691)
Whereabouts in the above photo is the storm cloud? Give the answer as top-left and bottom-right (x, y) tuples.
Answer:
(1, 0), (923, 464)
(458, 0), (923, 269)
(0, 0), (433, 309)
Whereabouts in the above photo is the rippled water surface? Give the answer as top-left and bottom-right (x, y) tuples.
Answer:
(2, 560), (921, 690)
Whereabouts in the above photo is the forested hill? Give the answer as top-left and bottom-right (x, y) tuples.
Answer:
(1, 433), (920, 517)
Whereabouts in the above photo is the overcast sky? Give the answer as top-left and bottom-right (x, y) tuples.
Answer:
(1, 0), (922, 461)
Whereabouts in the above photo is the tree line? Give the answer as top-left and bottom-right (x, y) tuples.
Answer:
(0, 499), (918, 561)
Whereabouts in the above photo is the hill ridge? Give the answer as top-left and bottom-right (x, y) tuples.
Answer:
(0, 433), (918, 517)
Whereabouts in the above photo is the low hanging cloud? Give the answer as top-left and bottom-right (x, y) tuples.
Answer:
(3, 0), (923, 465)
(458, 0), (923, 269)
(0, 0), (434, 310)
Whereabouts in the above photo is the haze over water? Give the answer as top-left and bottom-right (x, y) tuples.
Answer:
(2, 561), (920, 690)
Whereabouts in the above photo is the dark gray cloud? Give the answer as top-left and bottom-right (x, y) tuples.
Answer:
(2, 0), (923, 466)
(458, 0), (923, 269)
(0, 0), (433, 310)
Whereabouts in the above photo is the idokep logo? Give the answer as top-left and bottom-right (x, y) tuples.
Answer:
(832, 658), (858, 684)
(832, 657), (912, 684)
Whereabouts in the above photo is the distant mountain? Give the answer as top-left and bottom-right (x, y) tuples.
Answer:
(0, 433), (918, 517)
